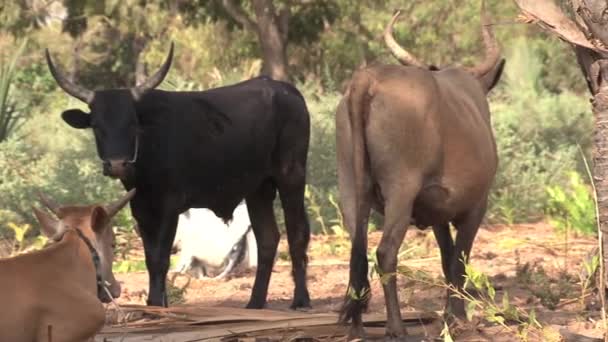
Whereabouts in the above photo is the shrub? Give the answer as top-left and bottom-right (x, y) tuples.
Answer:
(546, 171), (596, 236)
(487, 37), (592, 223)
(0, 39), (27, 142)
(0, 90), (132, 236)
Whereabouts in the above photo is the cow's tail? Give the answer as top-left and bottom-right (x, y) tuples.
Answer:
(338, 71), (373, 326)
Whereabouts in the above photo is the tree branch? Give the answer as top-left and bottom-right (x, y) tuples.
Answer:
(221, 0), (257, 32)
(574, 0), (608, 48)
(278, 4), (290, 42)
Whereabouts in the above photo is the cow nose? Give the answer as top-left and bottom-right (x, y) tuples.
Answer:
(103, 159), (129, 179)
(111, 281), (122, 299)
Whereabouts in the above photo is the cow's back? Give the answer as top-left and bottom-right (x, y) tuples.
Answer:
(339, 64), (498, 225)
(135, 77), (310, 219)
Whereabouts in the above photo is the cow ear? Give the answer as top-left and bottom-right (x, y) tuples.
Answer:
(91, 206), (110, 233)
(479, 58), (506, 93)
(62, 109), (91, 129)
(33, 207), (60, 239)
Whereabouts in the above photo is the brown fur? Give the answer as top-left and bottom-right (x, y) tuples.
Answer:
(0, 191), (134, 342)
(337, 55), (505, 340)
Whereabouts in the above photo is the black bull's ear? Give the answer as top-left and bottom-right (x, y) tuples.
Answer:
(62, 109), (91, 129)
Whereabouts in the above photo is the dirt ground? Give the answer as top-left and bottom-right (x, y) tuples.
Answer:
(111, 222), (606, 341)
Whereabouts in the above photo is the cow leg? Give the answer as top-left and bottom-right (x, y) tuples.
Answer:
(432, 223), (454, 284)
(245, 180), (280, 309)
(446, 204), (485, 319)
(339, 188), (372, 340)
(376, 184), (418, 339)
(135, 208), (179, 307)
(433, 222), (457, 321)
(277, 174), (311, 310)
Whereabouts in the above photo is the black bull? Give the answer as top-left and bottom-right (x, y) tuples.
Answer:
(46, 43), (312, 309)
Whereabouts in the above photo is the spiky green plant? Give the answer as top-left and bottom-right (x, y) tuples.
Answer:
(0, 39), (27, 142)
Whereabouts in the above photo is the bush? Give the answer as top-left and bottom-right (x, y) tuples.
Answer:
(487, 37), (592, 224)
(0, 90), (132, 237)
(546, 171), (596, 236)
(295, 81), (343, 234)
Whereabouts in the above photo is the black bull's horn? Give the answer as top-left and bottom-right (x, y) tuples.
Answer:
(45, 42), (175, 103)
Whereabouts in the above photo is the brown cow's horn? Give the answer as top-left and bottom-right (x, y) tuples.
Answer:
(383, 9), (428, 69)
(130, 43), (174, 100)
(464, 0), (500, 77)
(105, 189), (136, 218)
(45, 49), (95, 104)
(38, 192), (60, 215)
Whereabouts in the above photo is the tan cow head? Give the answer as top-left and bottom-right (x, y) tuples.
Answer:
(32, 189), (136, 303)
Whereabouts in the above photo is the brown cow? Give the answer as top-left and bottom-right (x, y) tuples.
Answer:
(336, 2), (505, 339)
(0, 190), (135, 342)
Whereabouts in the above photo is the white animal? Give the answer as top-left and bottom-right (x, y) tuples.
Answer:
(172, 202), (257, 279)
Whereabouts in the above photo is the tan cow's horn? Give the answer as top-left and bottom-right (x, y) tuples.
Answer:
(464, 0), (501, 77)
(105, 189), (136, 218)
(45, 49), (95, 104)
(38, 192), (61, 215)
(383, 9), (428, 69)
(130, 42), (174, 100)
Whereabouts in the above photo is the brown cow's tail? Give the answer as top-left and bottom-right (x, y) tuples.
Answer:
(338, 72), (373, 326)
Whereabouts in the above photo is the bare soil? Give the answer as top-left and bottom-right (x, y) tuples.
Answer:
(110, 222), (606, 341)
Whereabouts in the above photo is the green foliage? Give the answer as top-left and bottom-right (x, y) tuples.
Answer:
(0, 90), (131, 234)
(440, 322), (455, 342)
(547, 171), (596, 236)
(580, 253), (600, 305)
(461, 257), (543, 339)
(487, 37), (592, 224)
(113, 259), (147, 274)
(464, 260), (521, 324)
(388, 253), (543, 338)
(0, 0), (597, 232)
(5, 222), (47, 255)
(298, 81), (344, 234)
(0, 39), (27, 142)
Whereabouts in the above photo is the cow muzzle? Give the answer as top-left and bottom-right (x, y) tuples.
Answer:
(100, 281), (122, 303)
(103, 159), (133, 179)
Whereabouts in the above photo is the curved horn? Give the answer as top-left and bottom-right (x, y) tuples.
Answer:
(38, 192), (61, 215)
(383, 10), (428, 69)
(105, 189), (136, 218)
(131, 42), (174, 100)
(45, 49), (95, 104)
(464, 0), (501, 77)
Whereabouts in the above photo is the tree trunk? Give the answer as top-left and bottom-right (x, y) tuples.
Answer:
(574, 45), (608, 308)
(251, 0), (289, 81)
(590, 59), (608, 292)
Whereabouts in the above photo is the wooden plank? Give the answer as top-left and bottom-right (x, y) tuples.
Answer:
(97, 306), (439, 341)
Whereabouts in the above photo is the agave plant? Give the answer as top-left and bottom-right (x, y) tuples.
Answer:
(0, 39), (27, 142)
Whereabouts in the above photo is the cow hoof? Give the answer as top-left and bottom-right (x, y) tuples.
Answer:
(290, 291), (311, 310)
(384, 337), (411, 342)
(384, 326), (408, 342)
(346, 324), (365, 341)
(289, 299), (312, 310)
(245, 301), (266, 309)
(291, 304), (312, 312)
